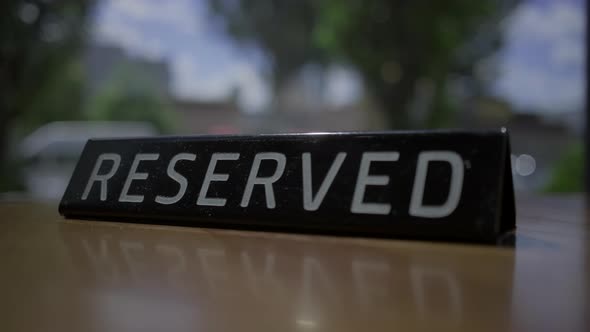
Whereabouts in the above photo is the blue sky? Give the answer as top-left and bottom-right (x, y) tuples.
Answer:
(93, 0), (271, 113)
(92, 0), (585, 114)
(495, 0), (584, 113)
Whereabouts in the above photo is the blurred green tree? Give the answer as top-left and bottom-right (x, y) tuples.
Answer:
(85, 66), (176, 134)
(13, 59), (86, 137)
(314, 0), (519, 128)
(0, 0), (93, 185)
(211, 0), (517, 127)
(209, 0), (328, 111)
(545, 144), (583, 193)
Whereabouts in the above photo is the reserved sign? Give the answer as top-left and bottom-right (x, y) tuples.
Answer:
(59, 131), (515, 243)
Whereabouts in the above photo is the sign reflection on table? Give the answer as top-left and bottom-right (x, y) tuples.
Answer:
(59, 221), (514, 330)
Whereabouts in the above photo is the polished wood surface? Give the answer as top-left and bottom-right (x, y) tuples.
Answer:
(0, 196), (588, 331)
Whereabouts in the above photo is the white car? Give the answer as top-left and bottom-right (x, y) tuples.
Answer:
(19, 121), (157, 200)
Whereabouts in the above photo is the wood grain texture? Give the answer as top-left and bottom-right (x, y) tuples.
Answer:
(0, 195), (588, 332)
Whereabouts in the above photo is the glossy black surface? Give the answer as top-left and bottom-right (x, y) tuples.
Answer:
(59, 131), (514, 243)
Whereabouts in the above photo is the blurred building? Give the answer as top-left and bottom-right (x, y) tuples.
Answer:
(84, 44), (171, 99)
(19, 121), (157, 200)
(459, 96), (580, 191)
(243, 106), (386, 133)
(249, 65), (386, 133)
(84, 43), (380, 135)
(174, 98), (242, 134)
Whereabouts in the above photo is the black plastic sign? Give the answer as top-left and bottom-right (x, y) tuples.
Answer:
(59, 130), (515, 243)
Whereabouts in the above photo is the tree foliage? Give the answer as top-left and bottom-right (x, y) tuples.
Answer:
(314, 0), (515, 128)
(86, 66), (176, 134)
(0, 0), (93, 174)
(14, 59), (85, 137)
(210, 0), (327, 96)
(211, 0), (518, 127)
(545, 144), (583, 193)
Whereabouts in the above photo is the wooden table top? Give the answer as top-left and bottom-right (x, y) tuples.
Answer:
(0, 195), (588, 332)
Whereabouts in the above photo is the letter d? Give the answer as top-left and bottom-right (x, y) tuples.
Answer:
(409, 151), (464, 218)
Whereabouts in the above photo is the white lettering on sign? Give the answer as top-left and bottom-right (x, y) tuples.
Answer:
(409, 151), (464, 218)
(81, 149), (466, 217)
(155, 153), (196, 205)
(198, 153), (240, 207)
(351, 152), (400, 215)
(302, 152), (347, 211)
(82, 153), (121, 201)
(240, 152), (286, 209)
(119, 153), (160, 203)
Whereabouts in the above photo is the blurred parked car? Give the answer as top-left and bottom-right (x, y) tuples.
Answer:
(19, 121), (157, 200)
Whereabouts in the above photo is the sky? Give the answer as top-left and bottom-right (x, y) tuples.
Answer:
(93, 0), (271, 113)
(495, 0), (584, 114)
(92, 0), (585, 115)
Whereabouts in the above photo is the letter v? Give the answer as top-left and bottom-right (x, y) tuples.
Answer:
(302, 152), (347, 211)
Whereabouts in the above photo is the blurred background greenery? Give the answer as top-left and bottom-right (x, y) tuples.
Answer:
(0, 0), (584, 199)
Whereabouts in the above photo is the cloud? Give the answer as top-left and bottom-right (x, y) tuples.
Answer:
(172, 53), (228, 99)
(551, 38), (583, 68)
(497, 59), (583, 112)
(92, 0), (203, 59)
(101, 0), (200, 36)
(94, 12), (165, 60)
(233, 62), (271, 113)
(323, 66), (363, 107)
(92, 0), (270, 112)
(506, 1), (582, 42)
(496, 1), (584, 113)
(172, 53), (270, 113)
